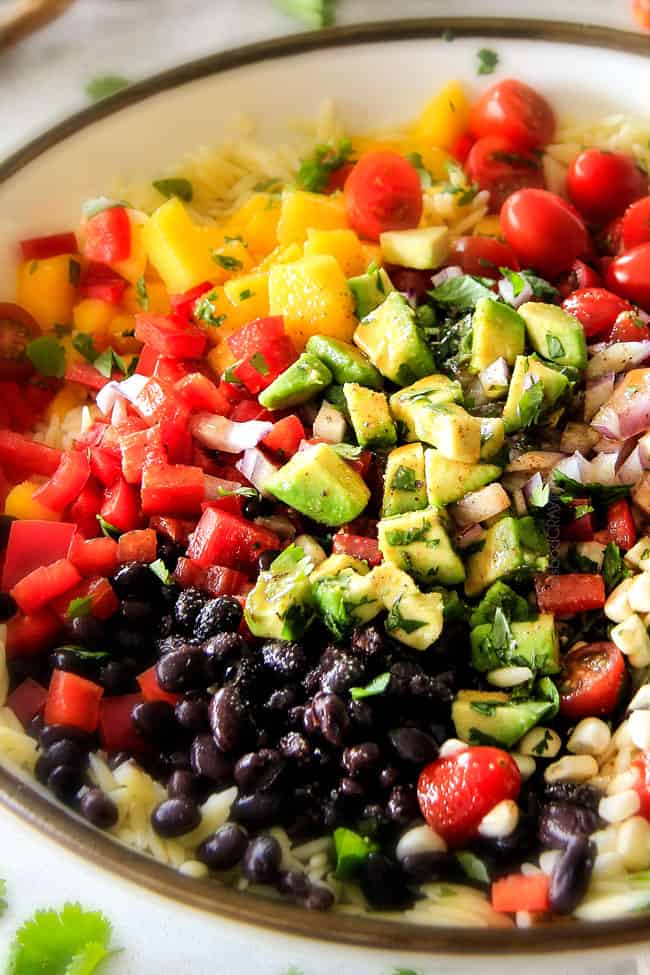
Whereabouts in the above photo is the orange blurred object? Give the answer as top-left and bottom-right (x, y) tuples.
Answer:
(633, 0), (650, 29)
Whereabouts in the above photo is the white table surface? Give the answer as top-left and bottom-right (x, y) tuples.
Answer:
(0, 2), (646, 972)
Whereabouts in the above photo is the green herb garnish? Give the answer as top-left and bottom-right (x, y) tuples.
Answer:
(26, 336), (65, 378)
(296, 138), (353, 193)
(350, 672), (391, 700)
(135, 275), (149, 310)
(152, 177), (193, 202)
(477, 48), (499, 75)
(85, 74), (130, 102)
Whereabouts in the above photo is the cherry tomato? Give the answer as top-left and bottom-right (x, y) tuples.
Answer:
(606, 243), (650, 311)
(465, 135), (544, 213)
(450, 133), (475, 164)
(607, 310), (650, 343)
(448, 235), (519, 279)
(567, 149), (647, 225)
(562, 288), (633, 339)
(559, 642), (627, 721)
(501, 189), (588, 279)
(470, 79), (555, 150)
(596, 217), (624, 257)
(556, 260), (602, 299)
(0, 302), (40, 381)
(418, 746), (521, 848)
(621, 196), (650, 251)
(344, 151), (422, 242)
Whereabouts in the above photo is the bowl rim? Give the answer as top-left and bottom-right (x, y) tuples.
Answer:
(2, 15), (650, 955)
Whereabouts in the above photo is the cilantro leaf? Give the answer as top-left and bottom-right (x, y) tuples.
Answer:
(0, 879), (7, 917)
(26, 336), (66, 378)
(67, 596), (93, 620)
(96, 515), (120, 538)
(72, 333), (98, 363)
(456, 850), (491, 884)
(7, 902), (114, 975)
(152, 178), (193, 202)
(85, 75), (129, 102)
(519, 270), (559, 301)
(517, 380), (545, 428)
(552, 470), (632, 505)
(499, 266), (526, 297)
(331, 443), (363, 460)
(273, 0), (336, 28)
(333, 827), (379, 879)
(93, 348), (115, 379)
(529, 481), (550, 509)
(350, 672), (390, 700)
(215, 485), (258, 499)
(149, 559), (174, 586)
(386, 596), (426, 635)
(296, 138), (353, 193)
(53, 645), (110, 661)
(248, 351), (270, 376)
(212, 253), (243, 272)
(135, 276), (149, 310)
(477, 48), (499, 75)
(194, 291), (226, 329)
(603, 541), (633, 593)
(428, 274), (495, 310)
(405, 152), (433, 189)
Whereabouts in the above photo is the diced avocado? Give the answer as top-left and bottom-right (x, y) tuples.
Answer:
(348, 266), (394, 320)
(343, 383), (396, 448)
(479, 418), (505, 461)
(424, 449), (501, 507)
(518, 302), (587, 371)
(306, 334), (383, 389)
(469, 297), (526, 373)
(390, 374), (463, 441)
(266, 442), (370, 526)
(471, 614), (560, 675)
(324, 384), (350, 418)
(353, 292), (435, 387)
(452, 689), (558, 749)
(379, 226), (450, 270)
(469, 581), (530, 628)
(310, 554), (382, 639)
(412, 403), (482, 463)
(502, 355), (570, 433)
(245, 544), (314, 640)
(378, 507), (465, 587)
(259, 352), (332, 409)
(465, 515), (549, 597)
(370, 563), (444, 650)
(382, 443), (428, 517)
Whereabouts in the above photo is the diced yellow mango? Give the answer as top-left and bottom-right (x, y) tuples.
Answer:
(122, 280), (171, 315)
(108, 313), (139, 354)
(473, 215), (505, 240)
(73, 299), (114, 343)
(209, 240), (255, 286)
(45, 385), (88, 423)
(5, 481), (60, 520)
(304, 229), (367, 278)
(223, 271), (270, 321)
(256, 243), (302, 271)
(111, 217), (148, 283)
(142, 198), (224, 293)
(268, 255), (356, 348)
(277, 190), (347, 247)
(413, 81), (471, 151)
(222, 193), (281, 259)
(17, 255), (77, 331)
(408, 142), (452, 181)
(207, 343), (235, 376)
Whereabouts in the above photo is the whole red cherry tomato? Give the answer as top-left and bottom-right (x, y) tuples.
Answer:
(562, 288), (633, 339)
(465, 135), (545, 213)
(621, 196), (650, 251)
(606, 243), (650, 311)
(470, 79), (556, 149)
(556, 259), (602, 298)
(501, 189), (588, 279)
(344, 151), (422, 242)
(567, 148), (648, 225)
(559, 642), (627, 721)
(448, 235), (519, 278)
(596, 216), (624, 257)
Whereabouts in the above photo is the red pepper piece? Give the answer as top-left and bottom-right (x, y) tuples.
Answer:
(20, 232), (78, 261)
(6, 610), (62, 659)
(68, 533), (119, 578)
(2, 520), (76, 591)
(117, 528), (158, 563)
(11, 558), (82, 615)
(535, 573), (605, 616)
(82, 206), (131, 264)
(134, 313), (206, 359)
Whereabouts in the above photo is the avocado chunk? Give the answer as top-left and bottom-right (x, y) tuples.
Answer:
(348, 266), (394, 320)
(371, 563), (444, 650)
(353, 292), (436, 386)
(378, 507), (465, 587)
(245, 544), (314, 640)
(379, 226), (450, 270)
(425, 449), (501, 507)
(306, 334), (383, 389)
(471, 613), (560, 675)
(469, 297), (526, 373)
(469, 581), (530, 628)
(465, 515), (550, 597)
(414, 402), (483, 463)
(518, 302), (587, 371)
(344, 383), (396, 448)
(389, 374), (463, 441)
(259, 352), (332, 409)
(382, 443), (428, 517)
(452, 688), (559, 749)
(502, 355), (570, 433)
(266, 442), (370, 526)
(310, 554), (382, 639)
(479, 418), (505, 461)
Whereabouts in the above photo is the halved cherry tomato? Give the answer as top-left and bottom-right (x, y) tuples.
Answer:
(465, 136), (544, 213)
(332, 532), (382, 566)
(607, 310), (650, 343)
(606, 499), (637, 551)
(562, 288), (633, 339)
(492, 873), (550, 914)
(344, 151), (423, 241)
(535, 573), (605, 616)
(559, 641), (626, 720)
(556, 259), (602, 299)
(417, 746), (521, 847)
(82, 206), (131, 264)
(448, 236), (519, 278)
(567, 149), (647, 225)
(621, 196), (650, 251)
(606, 243), (650, 311)
(470, 79), (555, 150)
(0, 302), (40, 381)
(45, 670), (103, 733)
(20, 232), (77, 261)
(501, 189), (588, 279)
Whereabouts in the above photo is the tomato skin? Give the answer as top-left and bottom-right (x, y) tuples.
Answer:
(535, 573), (605, 616)
(500, 189), (588, 279)
(448, 236), (519, 279)
(261, 414), (305, 462)
(567, 149), (648, 225)
(187, 507), (280, 571)
(606, 243), (650, 311)
(606, 500), (637, 551)
(344, 151), (423, 242)
(332, 532), (382, 567)
(562, 288), (633, 339)
(465, 135), (544, 213)
(556, 260), (602, 299)
(621, 196), (650, 251)
(45, 670), (104, 734)
(82, 206), (131, 264)
(0, 302), (40, 381)
(470, 79), (555, 149)
(607, 310), (650, 343)
(559, 642), (626, 721)
(418, 746), (521, 848)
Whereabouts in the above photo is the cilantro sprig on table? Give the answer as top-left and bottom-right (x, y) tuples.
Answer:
(7, 902), (117, 975)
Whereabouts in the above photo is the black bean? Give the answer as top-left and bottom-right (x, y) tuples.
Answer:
(543, 783), (602, 812)
(112, 561), (160, 600)
(347, 699), (373, 730)
(28, 715), (44, 741)
(257, 548), (280, 572)
(157, 635), (193, 656)
(265, 686), (297, 714)
(167, 770), (200, 798)
(279, 732), (311, 764)
(241, 835), (281, 883)
(190, 734), (233, 784)
(350, 624), (386, 660)
(156, 613), (174, 639)
(230, 790), (284, 825)
(197, 823), (248, 870)
(234, 749), (285, 793)
(174, 588), (206, 629)
(113, 627), (147, 657)
(99, 659), (136, 695)
(538, 801), (602, 849)
(156, 648), (207, 693)
(311, 692), (349, 746)
(386, 784), (419, 825)
(0, 515), (16, 549)
(360, 853), (412, 909)
(549, 836), (596, 915)
(362, 802), (389, 830)
(119, 599), (155, 628)
(49, 649), (96, 679)
(175, 697), (209, 732)
(342, 742), (381, 776)
(132, 701), (177, 743)
(0, 592), (17, 622)
(80, 788), (118, 829)
(277, 870), (311, 899)
(389, 727), (438, 765)
(48, 764), (83, 801)
(40, 724), (91, 750)
(68, 614), (105, 649)
(304, 884), (335, 911)
(260, 641), (307, 681)
(209, 685), (253, 754)
(194, 596), (243, 641)
(318, 649), (365, 694)
(151, 797), (201, 838)
(401, 852), (453, 883)
(379, 765), (401, 791)
(43, 739), (87, 771)
(167, 750), (191, 771)
(339, 776), (364, 800)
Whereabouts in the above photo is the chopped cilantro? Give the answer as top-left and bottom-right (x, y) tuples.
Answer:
(149, 559), (174, 586)
(53, 645), (110, 661)
(477, 48), (499, 75)
(216, 485), (258, 499)
(350, 672), (390, 700)
(253, 177), (283, 193)
(135, 275), (149, 310)
(72, 332), (98, 363)
(67, 596), (93, 620)
(93, 347), (134, 379)
(529, 481), (550, 509)
(517, 380), (545, 428)
(428, 274), (495, 310)
(96, 515), (120, 538)
(224, 234), (247, 247)
(29, 260), (39, 274)
(532, 728), (553, 755)
(195, 291), (226, 329)
(470, 700), (499, 717)
(85, 74), (129, 102)
(7, 902), (115, 975)
(248, 351), (270, 376)
(238, 289), (255, 301)
(273, 0), (336, 27)
(26, 336), (65, 378)
(552, 470), (631, 505)
(152, 177), (193, 202)
(386, 596), (425, 634)
(456, 851), (490, 884)
(296, 138), (353, 193)
(212, 253), (244, 272)
(603, 541), (633, 592)
(519, 270), (560, 301)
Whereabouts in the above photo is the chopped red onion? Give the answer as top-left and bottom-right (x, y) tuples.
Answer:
(190, 413), (273, 453)
(522, 471), (544, 506)
(512, 487), (528, 517)
(96, 381), (124, 417)
(498, 277), (534, 308)
(584, 372), (615, 422)
(313, 402), (347, 444)
(638, 432), (650, 468)
(466, 377), (489, 408)
(593, 436), (626, 454)
(235, 448), (279, 496)
(553, 451), (591, 483)
(118, 374), (149, 402)
(455, 523), (486, 549)
(204, 475), (245, 501)
(452, 483), (511, 527)
(586, 341), (650, 380)
(479, 357), (510, 396)
(618, 446), (644, 485)
(589, 452), (620, 486)
(431, 265), (462, 288)
(110, 397), (128, 426)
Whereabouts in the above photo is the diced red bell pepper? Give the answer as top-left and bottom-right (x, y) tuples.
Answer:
(219, 379), (252, 404)
(135, 344), (160, 378)
(99, 693), (147, 753)
(82, 206), (131, 264)
(606, 499), (637, 551)
(148, 516), (194, 546)
(169, 281), (212, 321)
(78, 263), (127, 305)
(173, 556), (209, 590)
(32, 450), (91, 512)
(231, 335), (298, 394)
(173, 557), (248, 597)
(560, 498), (595, 543)
(153, 356), (191, 385)
(11, 558), (82, 615)
(134, 313), (206, 359)
(20, 232), (78, 261)
(175, 373), (231, 415)
(158, 402), (193, 465)
(332, 532), (383, 566)
(6, 610), (62, 659)
(187, 506), (280, 570)
(100, 416), (147, 457)
(45, 670), (104, 733)
(68, 533), (119, 577)
(89, 446), (122, 487)
(347, 450), (372, 480)
(64, 360), (111, 390)
(68, 479), (104, 538)
(261, 414), (305, 462)
(0, 430), (62, 477)
(141, 461), (205, 517)
(535, 573), (606, 616)
(100, 477), (141, 533)
(133, 376), (175, 423)
(76, 421), (108, 451)
(7, 678), (48, 727)
(227, 316), (285, 359)
(50, 575), (119, 621)
(491, 873), (550, 914)
(202, 492), (244, 517)
(119, 426), (164, 485)
(137, 665), (180, 706)
(229, 400), (276, 423)
(118, 528), (158, 563)
(2, 520), (76, 591)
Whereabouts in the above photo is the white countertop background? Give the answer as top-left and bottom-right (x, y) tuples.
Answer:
(0, 1), (646, 971)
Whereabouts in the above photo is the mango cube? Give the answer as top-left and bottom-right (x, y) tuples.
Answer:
(304, 228), (367, 277)
(268, 255), (356, 348)
(17, 255), (77, 331)
(413, 80), (471, 151)
(277, 190), (347, 247)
